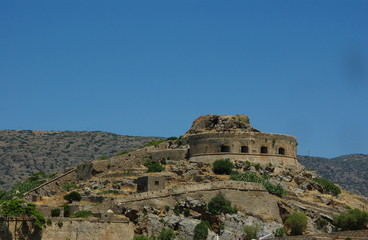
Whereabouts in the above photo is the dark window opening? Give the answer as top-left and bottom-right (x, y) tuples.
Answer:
(261, 146), (268, 154)
(154, 181), (159, 186)
(278, 147), (285, 155)
(221, 145), (230, 152)
(241, 146), (249, 153)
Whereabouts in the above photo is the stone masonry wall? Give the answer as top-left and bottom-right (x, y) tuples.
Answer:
(0, 217), (134, 240)
(115, 181), (281, 222)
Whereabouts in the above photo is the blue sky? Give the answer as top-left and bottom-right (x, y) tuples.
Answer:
(1, 0), (367, 158)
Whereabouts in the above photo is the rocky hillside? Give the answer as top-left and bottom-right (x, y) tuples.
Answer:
(0, 130), (164, 190)
(298, 154), (368, 197)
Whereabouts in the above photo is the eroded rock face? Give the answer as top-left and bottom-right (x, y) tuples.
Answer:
(184, 114), (259, 136)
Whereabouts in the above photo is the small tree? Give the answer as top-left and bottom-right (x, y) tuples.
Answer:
(193, 221), (209, 240)
(133, 235), (151, 240)
(244, 224), (260, 240)
(285, 211), (307, 235)
(147, 163), (165, 172)
(333, 208), (368, 231)
(157, 228), (175, 240)
(213, 158), (234, 175)
(63, 191), (81, 203)
(208, 192), (237, 215)
(51, 208), (61, 217)
(274, 227), (286, 237)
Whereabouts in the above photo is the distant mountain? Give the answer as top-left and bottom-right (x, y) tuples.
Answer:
(298, 154), (368, 197)
(0, 130), (164, 190)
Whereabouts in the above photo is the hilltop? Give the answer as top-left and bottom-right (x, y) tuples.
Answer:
(0, 130), (164, 190)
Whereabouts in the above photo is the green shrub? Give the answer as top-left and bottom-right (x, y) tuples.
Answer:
(147, 163), (165, 172)
(144, 140), (165, 147)
(0, 199), (46, 228)
(166, 137), (178, 141)
(70, 210), (92, 218)
(61, 204), (70, 217)
(317, 218), (329, 230)
(165, 206), (170, 212)
(245, 161), (252, 167)
(213, 159), (234, 175)
(57, 221), (63, 228)
(173, 206), (180, 216)
(231, 171), (285, 196)
(208, 193), (237, 215)
(274, 227), (286, 237)
(157, 228), (175, 240)
(133, 235), (152, 240)
(184, 208), (190, 217)
(254, 163), (261, 171)
(0, 199), (45, 229)
(193, 221), (208, 240)
(63, 191), (81, 203)
(46, 219), (52, 225)
(62, 183), (76, 191)
(333, 208), (368, 231)
(285, 211), (308, 235)
(244, 224), (260, 240)
(51, 208), (61, 217)
(99, 156), (108, 160)
(313, 177), (341, 196)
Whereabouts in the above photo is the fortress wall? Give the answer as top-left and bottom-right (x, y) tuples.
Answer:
(189, 154), (300, 168)
(23, 169), (78, 202)
(189, 132), (297, 158)
(116, 181), (281, 222)
(0, 217), (134, 240)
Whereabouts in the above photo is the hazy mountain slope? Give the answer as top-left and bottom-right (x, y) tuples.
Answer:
(298, 154), (368, 196)
(0, 130), (164, 190)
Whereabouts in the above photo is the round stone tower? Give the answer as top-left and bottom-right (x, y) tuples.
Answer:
(184, 114), (299, 168)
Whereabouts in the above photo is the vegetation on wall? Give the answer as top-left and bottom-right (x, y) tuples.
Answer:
(230, 171), (285, 196)
(244, 224), (260, 240)
(0, 199), (45, 229)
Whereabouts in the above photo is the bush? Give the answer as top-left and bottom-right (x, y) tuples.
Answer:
(230, 171), (285, 196)
(285, 211), (308, 235)
(133, 235), (152, 240)
(61, 204), (70, 217)
(213, 158), (234, 175)
(274, 227), (286, 237)
(147, 163), (165, 172)
(244, 224), (260, 240)
(51, 208), (61, 217)
(57, 221), (63, 228)
(184, 208), (190, 217)
(313, 177), (341, 196)
(62, 183), (76, 191)
(157, 228), (175, 240)
(333, 208), (368, 231)
(193, 221), (209, 240)
(70, 210), (92, 218)
(63, 191), (81, 203)
(317, 218), (329, 230)
(166, 137), (178, 141)
(0, 199), (45, 229)
(144, 140), (165, 147)
(208, 192), (237, 215)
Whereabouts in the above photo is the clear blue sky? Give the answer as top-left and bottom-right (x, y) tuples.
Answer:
(1, 0), (367, 158)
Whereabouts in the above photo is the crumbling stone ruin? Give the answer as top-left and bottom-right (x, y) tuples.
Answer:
(3, 114), (367, 240)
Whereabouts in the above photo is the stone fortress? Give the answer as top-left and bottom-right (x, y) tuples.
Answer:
(185, 114), (299, 168)
(9, 114), (367, 240)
